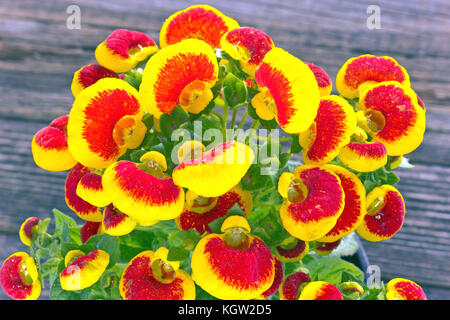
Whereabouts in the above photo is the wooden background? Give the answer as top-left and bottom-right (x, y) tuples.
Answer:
(0, 0), (449, 299)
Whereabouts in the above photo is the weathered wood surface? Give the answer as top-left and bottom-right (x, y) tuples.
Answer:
(0, 0), (449, 299)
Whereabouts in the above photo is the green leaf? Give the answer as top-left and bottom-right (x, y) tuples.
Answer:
(49, 275), (82, 300)
(304, 256), (364, 286)
(290, 135), (303, 154)
(130, 149), (148, 163)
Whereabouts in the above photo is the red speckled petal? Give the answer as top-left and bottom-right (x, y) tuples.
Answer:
(65, 164), (103, 222)
(71, 64), (119, 97)
(160, 5), (239, 48)
(80, 221), (102, 244)
(386, 278), (427, 300)
(339, 141), (387, 172)
(119, 251), (195, 300)
(259, 258), (283, 299)
(305, 62), (332, 96)
(299, 281), (343, 300)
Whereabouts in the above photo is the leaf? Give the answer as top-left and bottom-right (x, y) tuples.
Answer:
(49, 274), (82, 300)
(167, 246), (191, 261)
(304, 256), (364, 286)
(328, 233), (359, 257)
(53, 209), (77, 236)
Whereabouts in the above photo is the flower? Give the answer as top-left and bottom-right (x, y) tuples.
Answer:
(191, 216), (275, 299)
(220, 27), (274, 77)
(19, 217), (40, 247)
(76, 171), (111, 207)
(258, 258), (283, 299)
(298, 281), (343, 300)
(65, 164), (103, 222)
(278, 165), (345, 241)
(71, 64), (119, 97)
(119, 247), (195, 300)
(68, 78), (146, 169)
(298, 95), (356, 165)
(274, 237), (309, 263)
(385, 278), (427, 300)
(252, 47), (320, 133)
(357, 81), (426, 156)
(159, 5), (239, 49)
(176, 184), (253, 234)
(313, 240), (341, 255)
(279, 272), (311, 300)
(80, 221), (103, 244)
(357, 184), (405, 242)
(31, 115), (77, 172)
(0, 252), (41, 300)
(339, 141), (387, 172)
(340, 281), (364, 298)
(318, 165), (367, 242)
(102, 151), (184, 225)
(172, 141), (254, 197)
(336, 54), (410, 99)
(60, 249), (110, 291)
(305, 62), (332, 96)
(95, 29), (158, 73)
(102, 204), (137, 236)
(139, 39), (219, 118)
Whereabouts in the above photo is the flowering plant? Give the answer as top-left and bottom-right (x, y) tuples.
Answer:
(1, 5), (427, 301)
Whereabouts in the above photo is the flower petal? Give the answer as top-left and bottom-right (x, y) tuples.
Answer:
(76, 172), (111, 207)
(31, 115), (77, 172)
(338, 141), (387, 172)
(95, 29), (158, 73)
(60, 249), (110, 291)
(357, 185), (405, 242)
(71, 64), (119, 97)
(65, 164), (103, 222)
(386, 278), (427, 300)
(221, 27), (274, 76)
(298, 281), (343, 300)
(280, 165), (345, 241)
(119, 250), (195, 300)
(279, 272), (311, 300)
(173, 141), (254, 197)
(67, 78), (144, 168)
(139, 39), (218, 118)
(19, 217), (40, 247)
(299, 95), (356, 165)
(318, 165), (366, 242)
(357, 81), (426, 156)
(254, 47), (320, 133)
(102, 204), (137, 236)
(305, 62), (332, 96)
(336, 54), (410, 99)
(0, 252), (41, 300)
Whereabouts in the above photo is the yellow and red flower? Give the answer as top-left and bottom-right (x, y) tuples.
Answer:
(357, 185), (405, 242)
(60, 249), (110, 291)
(139, 39), (219, 118)
(279, 272), (311, 300)
(76, 171), (111, 208)
(71, 64), (119, 97)
(19, 217), (40, 247)
(339, 141), (387, 172)
(102, 204), (137, 236)
(278, 165), (345, 241)
(220, 27), (274, 77)
(298, 95), (356, 165)
(357, 81), (426, 156)
(386, 278), (427, 300)
(313, 240), (341, 255)
(176, 184), (253, 234)
(298, 281), (343, 300)
(31, 115), (77, 172)
(274, 237), (309, 263)
(119, 247), (195, 300)
(191, 216), (276, 300)
(258, 258), (283, 299)
(305, 62), (332, 96)
(336, 54), (410, 99)
(65, 164), (103, 222)
(67, 78), (146, 169)
(95, 29), (158, 73)
(173, 141), (254, 197)
(318, 165), (366, 242)
(80, 221), (103, 244)
(159, 5), (239, 49)
(0, 252), (41, 300)
(102, 151), (184, 225)
(253, 47), (320, 133)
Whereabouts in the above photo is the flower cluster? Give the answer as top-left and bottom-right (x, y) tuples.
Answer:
(1, 5), (427, 300)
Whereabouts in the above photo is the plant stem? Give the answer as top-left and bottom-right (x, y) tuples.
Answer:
(238, 110), (248, 129)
